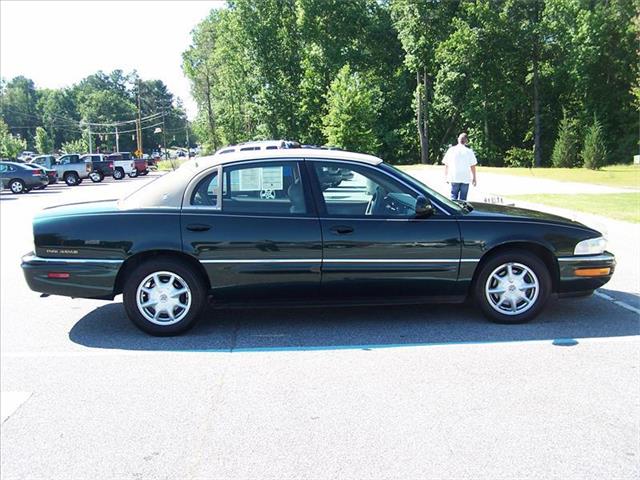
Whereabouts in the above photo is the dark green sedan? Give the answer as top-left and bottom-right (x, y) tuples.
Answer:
(21, 149), (615, 335)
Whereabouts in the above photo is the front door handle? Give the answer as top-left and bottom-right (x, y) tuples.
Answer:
(330, 225), (354, 235)
(186, 223), (211, 232)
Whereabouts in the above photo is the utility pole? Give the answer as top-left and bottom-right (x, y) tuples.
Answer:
(136, 79), (143, 157)
(185, 123), (190, 159)
(87, 123), (93, 154)
(115, 126), (120, 152)
(162, 110), (168, 160)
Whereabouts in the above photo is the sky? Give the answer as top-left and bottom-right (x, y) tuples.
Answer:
(0, 0), (225, 119)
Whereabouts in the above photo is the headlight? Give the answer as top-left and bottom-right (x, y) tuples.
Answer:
(574, 236), (607, 255)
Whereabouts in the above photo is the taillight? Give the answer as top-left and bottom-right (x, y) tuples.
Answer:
(47, 272), (70, 279)
(131, 162), (135, 168)
(86, 164), (92, 171)
(108, 162), (113, 169)
(31, 169), (42, 176)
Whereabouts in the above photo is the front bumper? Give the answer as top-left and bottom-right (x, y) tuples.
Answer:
(21, 252), (123, 299)
(557, 252), (616, 294)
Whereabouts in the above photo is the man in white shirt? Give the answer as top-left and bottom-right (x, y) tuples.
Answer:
(442, 132), (477, 201)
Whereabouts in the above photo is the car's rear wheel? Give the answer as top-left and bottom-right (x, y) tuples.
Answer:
(123, 258), (207, 336)
(474, 250), (551, 324)
(9, 179), (25, 194)
(64, 172), (79, 186)
(113, 168), (124, 180)
(140, 169), (148, 176)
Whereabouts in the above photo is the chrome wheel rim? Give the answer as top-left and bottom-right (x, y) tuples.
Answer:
(485, 262), (539, 316)
(10, 181), (23, 193)
(136, 271), (192, 325)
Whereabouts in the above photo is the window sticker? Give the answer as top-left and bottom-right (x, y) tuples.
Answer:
(236, 166), (284, 191)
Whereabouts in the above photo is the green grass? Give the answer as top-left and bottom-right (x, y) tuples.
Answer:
(402, 163), (640, 189)
(477, 164), (640, 189)
(510, 192), (640, 223)
(156, 159), (187, 171)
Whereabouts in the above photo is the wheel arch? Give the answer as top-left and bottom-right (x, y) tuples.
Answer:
(113, 249), (210, 296)
(471, 241), (560, 294)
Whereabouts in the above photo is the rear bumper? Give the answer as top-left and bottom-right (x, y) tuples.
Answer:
(557, 252), (616, 293)
(21, 252), (122, 299)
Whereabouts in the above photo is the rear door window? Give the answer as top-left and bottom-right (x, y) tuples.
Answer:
(222, 161), (306, 216)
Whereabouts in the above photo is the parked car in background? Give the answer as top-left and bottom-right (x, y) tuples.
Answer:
(0, 161), (49, 193)
(81, 154), (114, 182)
(30, 154), (91, 186)
(17, 151), (37, 162)
(22, 162), (58, 186)
(105, 153), (136, 180)
(21, 149), (615, 335)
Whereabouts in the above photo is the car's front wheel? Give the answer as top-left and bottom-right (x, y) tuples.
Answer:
(113, 168), (124, 180)
(128, 169), (138, 178)
(123, 258), (207, 336)
(474, 250), (551, 324)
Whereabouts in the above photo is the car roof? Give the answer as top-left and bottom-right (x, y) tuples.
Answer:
(193, 148), (383, 170)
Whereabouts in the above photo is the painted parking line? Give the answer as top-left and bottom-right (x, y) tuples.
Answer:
(1, 391), (32, 424)
(594, 290), (640, 315)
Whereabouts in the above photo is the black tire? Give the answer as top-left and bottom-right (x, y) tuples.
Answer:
(474, 250), (551, 324)
(9, 179), (26, 194)
(64, 172), (79, 186)
(140, 169), (149, 176)
(129, 169), (138, 178)
(123, 258), (207, 336)
(113, 168), (124, 180)
(90, 172), (103, 183)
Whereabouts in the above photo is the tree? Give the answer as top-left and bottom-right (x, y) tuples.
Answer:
(0, 118), (26, 159)
(61, 138), (88, 154)
(582, 116), (607, 170)
(0, 76), (39, 146)
(391, 0), (459, 164)
(322, 65), (380, 154)
(35, 126), (53, 154)
(551, 110), (579, 168)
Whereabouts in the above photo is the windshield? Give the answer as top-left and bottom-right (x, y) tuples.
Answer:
(381, 163), (463, 213)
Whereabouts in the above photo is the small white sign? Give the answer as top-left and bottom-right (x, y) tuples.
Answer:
(237, 167), (283, 191)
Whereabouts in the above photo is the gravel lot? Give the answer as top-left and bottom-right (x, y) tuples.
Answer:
(1, 172), (638, 480)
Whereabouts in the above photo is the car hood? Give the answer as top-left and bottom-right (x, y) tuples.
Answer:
(463, 202), (595, 230)
(36, 199), (120, 219)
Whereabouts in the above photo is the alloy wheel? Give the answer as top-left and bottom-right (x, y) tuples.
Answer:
(136, 271), (192, 326)
(484, 262), (540, 316)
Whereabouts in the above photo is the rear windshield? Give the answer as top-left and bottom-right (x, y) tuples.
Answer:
(119, 165), (196, 210)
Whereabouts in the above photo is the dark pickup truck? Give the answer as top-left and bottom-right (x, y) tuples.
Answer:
(81, 154), (114, 182)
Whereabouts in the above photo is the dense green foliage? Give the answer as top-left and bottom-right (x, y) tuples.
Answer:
(183, 0), (638, 165)
(35, 127), (53, 155)
(322, 65), (381, 154)
(504, 148), (534, 168)
(0, 71), (192, 157)
(551, 111), (579, 168)
(0, 118), (26, 159)
(582, 116), (608, 170)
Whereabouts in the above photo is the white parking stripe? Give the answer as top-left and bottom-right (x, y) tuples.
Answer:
(1, 391), (32, 424)
(595, 290), (640, 315)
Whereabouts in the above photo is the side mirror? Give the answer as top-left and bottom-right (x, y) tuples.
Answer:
(415, 195), (435, 218)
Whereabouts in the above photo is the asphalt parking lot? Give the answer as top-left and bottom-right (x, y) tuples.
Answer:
(1, 173), (638, 479)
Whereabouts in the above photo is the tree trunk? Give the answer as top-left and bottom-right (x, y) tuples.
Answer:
(532, 4), (542, 168)
(416, 71), (429, 164)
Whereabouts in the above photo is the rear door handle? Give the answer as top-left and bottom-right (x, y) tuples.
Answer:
(186, 223), (211, 232)
(329, 225), (354, 235)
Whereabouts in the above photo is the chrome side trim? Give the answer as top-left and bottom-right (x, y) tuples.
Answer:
(22, 254), (123, 264)
(557, 254), (615, 262)
(199, 258), (480, 264)
(200, 259), (321, 264)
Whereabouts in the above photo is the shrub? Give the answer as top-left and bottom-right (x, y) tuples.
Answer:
(551, 112), (579, 167)
(61, 138), (88, 154)
(504, 147), (534, 168)
(581, 116), (607, 170)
